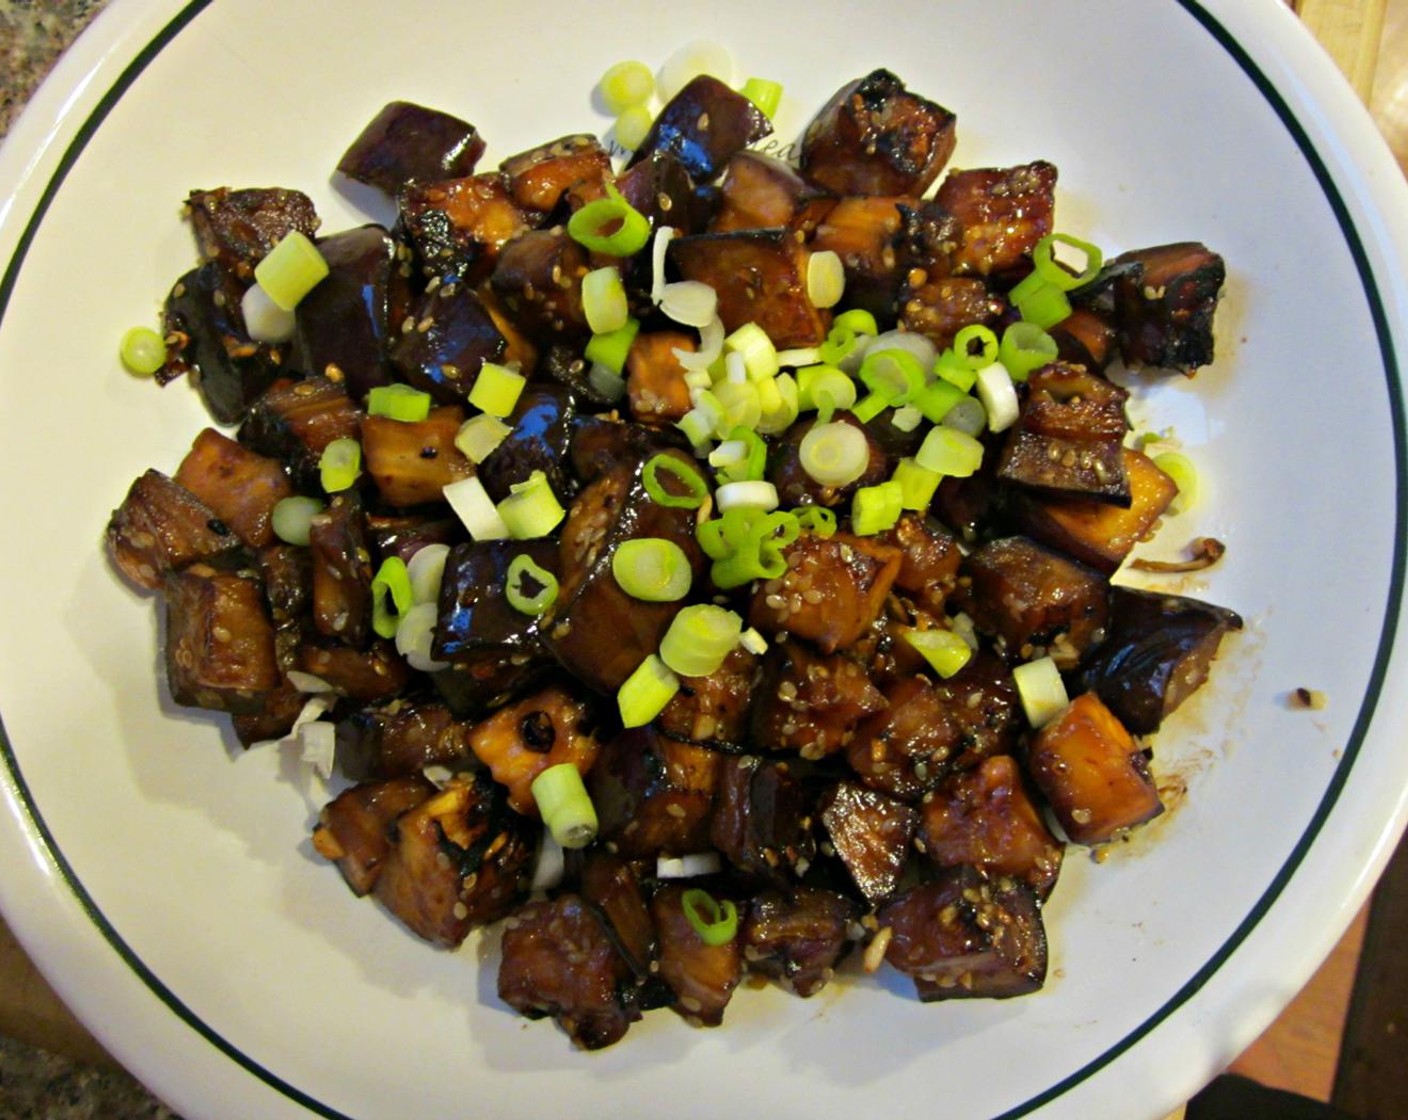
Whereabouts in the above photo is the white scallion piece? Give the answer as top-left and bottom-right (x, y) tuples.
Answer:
(724, 350), (748, 384)
(975, 361), (1020, 433)
(714, 479), (779, 512)
(529, 831), (567, 893)
(587, 361), (627, 402)
(395, 602), (448, 673)
(443, 475), (511, 540)
(406, 543), (451, 605)
(806, 249), (845, 308)
(775, 346), (821, 368)
(454, 413), (512, 464)
(1013, 656), (1069, 729)
(656, 852), (723, 880)
(299, 720), (337, 780)
(241, 282), (297, 344)
(867, 329), (937, 371)
(285, 671), (336, 694)
(661, 280), (718, 328)
(740, 627), (769, 655)
(656, 40), (735, 102)
(890, 405), (924, 433)
(650, 225), (678, 306)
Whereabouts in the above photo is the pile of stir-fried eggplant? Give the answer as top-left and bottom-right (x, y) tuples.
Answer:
(106, 67), (1242, 1049)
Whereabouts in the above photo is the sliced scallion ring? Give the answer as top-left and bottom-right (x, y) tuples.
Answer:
(1032, 232), (1104, 292)
(799, 420), (869, 487)
(681, 887), (739, 946)
(367, 383), (433, 423)
(253, 230), (329, 311)
(659, 604), (744, 678)
(530, 763), (599, 849)
(469, 361), (526, 418)
(582, 266), (629, 334)
(618, 654), (680, 728)
(643, 453), (709, 509)
(903, 627), (973, 678)
(794, 505), (838, 537)
(612, 538), (693, 602)
(851, 479), (903, 535)
(118, 325), (168, 376)
(271, 495), (325, 547)
(739, 76), (783, 119)
(370, 556), (413, 640)
(505, 552), (560, 615)
(567, 182), (651, 257)
(999, 320), (1060, 382)
(952, 324), (1000, 369)
(498, 471), (566, 540)
(319, 437), (361, 493)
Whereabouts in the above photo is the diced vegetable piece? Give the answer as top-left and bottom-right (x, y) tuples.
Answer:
(625, 330), (694, 423)
(390, 284), (510, 406)
(651, 883), (743, 1026)
(810, 196), (912, 319)
(741, 886), (859, 997)
(899, 274), (1006, 352)
(1108, 241), (1226, 373)
(296, 639), (412, 703)
(628, 74), (772, 183)
(174, 428), (293, 550)
(879, 513), (963, 616)
(311, 774), (437, 894)
(935, 161), (1058, 277)
(655, 646), (757, 748)
(238, 375), (362, 492)
(750, 638), (885, 760)
(590, 728), (721, 858)
(106, 470), (242, 590)
(361, 405), (473, 507)
(578, 851), (655, 979)
(336, 698), (476, 781)
(254, 231), (329, 311)
(490, 227), (592, 341)
(185, 186), (320, 280)
(710, 755), (816, 883)
(500, 133), (612, 214)
(818, 781), (918, 904)
(336, 101), (486, 196)
(163, 564), (279, 714)
(476, 384), (578, 506)
(398, 173), (534, 285)
(307, 491), (374, 644)
(712, 151), (835, 236)
(1013, 655), (1069, 728)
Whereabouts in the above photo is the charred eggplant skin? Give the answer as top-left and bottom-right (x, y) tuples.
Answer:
(336, 101), (486, 196)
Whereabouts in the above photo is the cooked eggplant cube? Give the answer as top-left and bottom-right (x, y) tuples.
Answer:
(1110, 241), (1226, 373)
(336, 101), (486, 197)
(306, 491), (375, 645)
(238, 375), (362, 492)
(801, 69), (957, 197)
(361, 405), (473, 507)
(174, 428), (293, 550)
(818, 781), (918, 904)
(844, 674), (962, 801)
(935, 161), (1057, 277)
(106, 470), (242, 590)
(389, 284), (508, 405)
(186, 186), (320, 281)
(1050, 305), (1117, 372)
(650, 882), (744, 1026)
(164, 564), (279, 714)
(809, 196), (914, 320)
(616, 151), (707, 236)
(712, 150), (835, 235)
(656, 646), (758, 749)
(710, 755), (815, 882)
(879, 513), (963, 617)
(337, 698), (477, 781)
(628, 74), (772, 184)
(476, 384), (578, 505)
(624, 331), (695, 426)
(490, 226), (593, 342)
(899, 275), (1005, 350)
(741, 886), (859, 997)
(590, 728), (721, 858)
(297, 639), (412, 703)
(579, 851), (656, 979)
(500, 133), (613, 214)
(312, 774), (439, 895)
(751, 639), (885, 760)
(254, 542), (313, 624)
(398, 173), (536, 285)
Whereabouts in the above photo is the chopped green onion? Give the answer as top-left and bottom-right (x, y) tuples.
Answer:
(395, 601), (447, 673)
(681, 887), (739, 946)
(916, 426), (984, 477)
(661, 280), (718, 328)
(585, 316), (640, 375)
(615, 104), (654, 152)
(588, 361), (627, 402)
(567, 182), (651, 257)
(367, 383), (433, 422)
(582, 266), (629, 335)
(739, 76), (783, 119)
(942, 396), (988, 437)
(271, 495), (325, 546)
(406, 543), (450, 604)
(851, 479), (903, 535)
(756, 372), (800, 436)
(498, 470), (566, 539)
(454, 413), (513, 463)
(370, 556), (413, 640)
(999, 321), (1060, 382)
(530, 763), (599, 849)
(799, 420), (870, 487)
(833, 309), (879, 336)
(1010, 271), (1073, 330)
(469, 361), (526, 418)
(660, 604), (743, 677)
(677, 406), (718, 452)
(914, 379), (968, 424)
(974, 362), (1020, 433)
(796, 365), (857, 414)
(953, 324), (1000, 369)
(775, 346), (821, 368)
(794, 505), (838, 537)
(612, 538), (693, 602)
(1154, 450), (1200, 513)
(1013, 656), (1069, 729)
(119, 326), (167, 376)
(903, 627), (973, 678)
(892, 457), (942, 511)
(712, 425), (766, 484)
(935, 347), (979, 392)
(715, 479), (779, 512)
(1032, 233), (1104, 291)
(818, 324), (859, 367)
(319, 437), (361, 493)
(740, 627), (769, 655)
(850, 391), (889, 424)
(241, 283), (297, 344)
(599, 60), (655, 113)
(643, 454), (709, 509)
(253, 230), (329, 311)
(890, 405), (924, 433)
(806, 250), (845, 308)
(859, 348), (926, 405)
(618, 654), (680, 728)
(698, 507), (798, 589)
(725, 321), (780, 381)
(713, 378), (763, 433)
(505, 552), (560, 615)
(443, 475), (511, 540)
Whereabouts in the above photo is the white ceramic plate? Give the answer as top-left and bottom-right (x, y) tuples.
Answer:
(1, 2), (1405, 1117)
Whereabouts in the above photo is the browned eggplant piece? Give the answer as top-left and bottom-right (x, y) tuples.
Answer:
(373, 772), (534, 947)
(365, 511), (460, 566)
(541, 456), (706, 692)
(844, 674), (960, 801)
(879, 513), (963, 617)
(997, 362), (1131, 505)
(710, 755), (815, 881)
(879, 866), (1047, 1000)
(230, 681), (307, 748)
(1077, 586), (1243, 735)
(628, 75), (772, 184)
(656, 646), (758, 749)
(650, 882), (743, 1026)
(311, 774), (438, 895)
(896, 199), (962, 279)
(160, 263), (283, 424)
(932, 652), (1023, 769)
(499, 893), (641, 1049)
(388, 283), (508, 405)
(336, 101), (486, 197)
(809, 196), (914, 319)
(1006, 448), (1178, 575)
(466, 683), (602, 815)
(919, 755), (1064, 900)
(955, 536), (1110, 667)
(935, 161), (1057, 277)
(750, 639), (885, 760)
(361, 405), (474, 507)
(173, 429), (293, 551)
(1108, 242), (1225, 373)
(238, 376), (362, 491)
(898, 275), (1006, 351)
(769, 413), (888, 508)
(307, 491), (374, 645)
(742, 886), (859, 997)
(398, 174), (536, 285)
(590, 728), (721, 857)
(579, 851), (656, 979)
(625, 331), (694, 425)
(1027, 691), (1162, 844)
(106, 470), (243, 590)
(186, 187), (319, 281)
(254, 542), (313, 625)
(337, 697), (477, 780)
(931, 430), (1007, 544)
(490, 226), (592, 342)
(615, 151), (705, 234)
(1050, 306), (1117, 372)
(800, 69), (957, 197)
(568, 413), (693, 483)
(291, 224), (406, 399)
(669, 229), (829, 348)
(164, 563), (279, 714)
(476, 384), (578, 504)
(500, 133), (613, 214)
(748, 531), (902, 654)
(297, 639), (412, 702)
(818, 781), (918, 904)
(711, 151), (835, 235)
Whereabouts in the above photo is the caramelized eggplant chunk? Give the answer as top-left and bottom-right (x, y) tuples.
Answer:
(312, 774), (438, 895)
(1007, 448), (1177, 575)
(230, 681), (307, 749)
(818, 781), (918, 904)
(670, 229), (829, 348)
(896, 199), (962, 279)
(399, 174), (535, 284)
(568, 414), (692, 484)
(501, 134), (613, 214)
(657, 646), (758, 749)
(615, 151), (705, 234)
(467, 683), (601, 815)
(580, 851), (656, 978)
(164, 564), (279, 714)
(629, 75), (772, 184)
(1050, 306), (1117, 372)
(337, 101), (486, 197)
(1077, 587), (1243, 735)
(845, 675), (960, 801)
(749, 532), (902, 654)
(625, 331), (694, 425)
(935, 161), (1057, 277)
(751, 639), (885, 759)
(591, 729), (721, 857)
(255, 542), (313, 624)
(174, 428), (292, 550)
(808, 196), (913, 318)
(769, 414), (888, 508)
(307, 491), (374, 645)
(712, 151), (835, 235)
(1108, 242), (1225, 373)
(106, 470), (242, 590)
(476, 384), (578, 504)
(710, 755), (815, 881)
(338, 697), (477, 781)
(651, 882), (743, 1026)
(879, 867), (1047, 1000)
(238, 376), (361, 491)
(297, 639), (412, 703)
(373, 773), (534, 947)
(899, 275), (1005, 351)
(291, 224), (404, 399)
(997, 362), (1131, 505)
(542, 458), (705, 692)
(1027, 691), (1162, 844)
(186, 187), (319, 281)
(490, 226), (592, 342)
(389, 284), (508, 405)
(955, 536), (1110, 667)
(879, 513), (963, 617)
(919, 756), (1063, 900)
(933, 652), (1023, 769)
(361, 405), (473, 507)
(800, 69), (957, 197)
(742, 886), (859, 997)
(500, 893), (640, 1049)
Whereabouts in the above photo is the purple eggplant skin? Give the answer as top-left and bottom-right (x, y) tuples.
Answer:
(389, 283), (508, 406)
(476, 384), (579, 505)
(186, 186), (320, 281)
(336, 101), (486, 197)
(627, 75), (772, 184)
